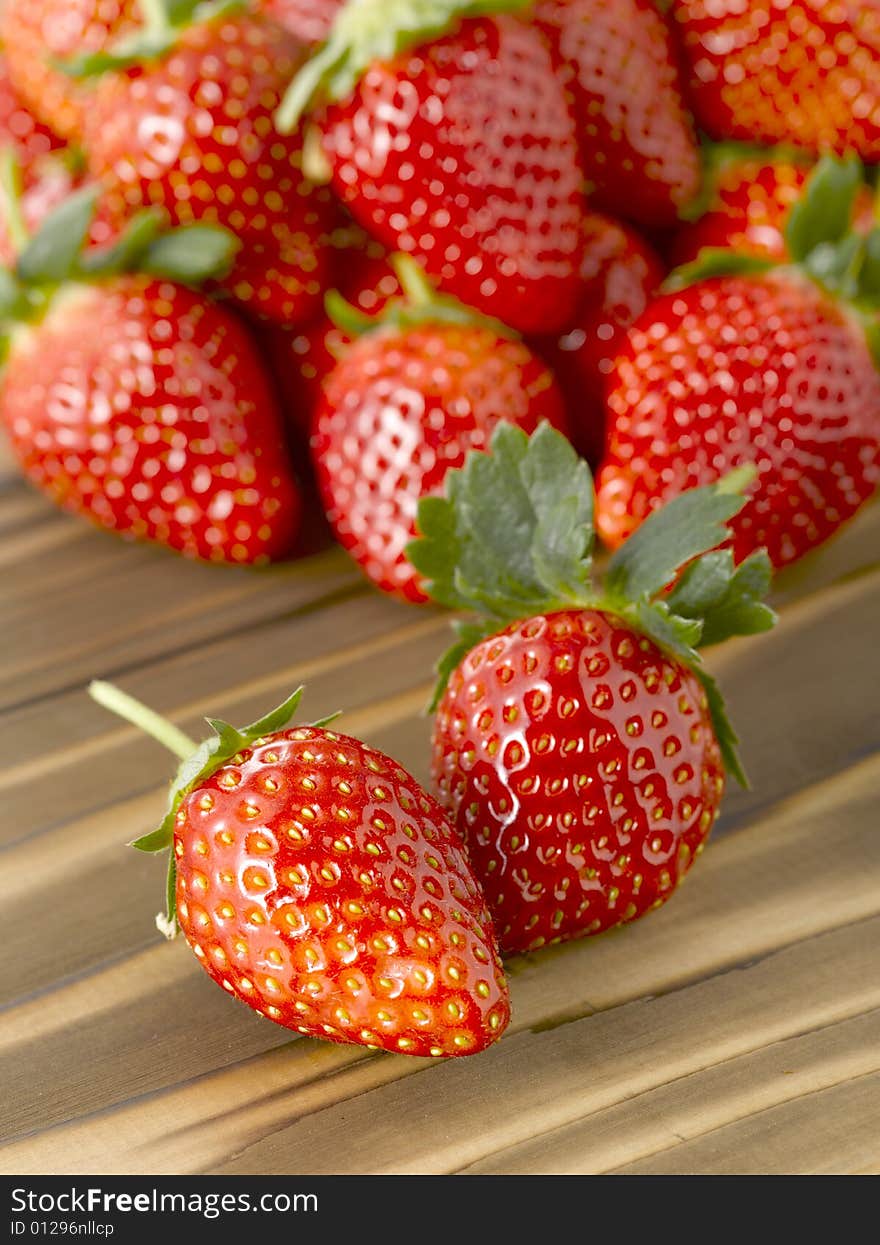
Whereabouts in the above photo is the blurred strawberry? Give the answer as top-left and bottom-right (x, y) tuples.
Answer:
(311, 256), (570, 602)
(278, 3), (587, 335)
(535, 0), (701, 228)
(0, 188), (301, 563)
(671, 0), (880, 160)
(597, 158), (880, 570)
(0, 0), (139, 140)
(0, 49), (67, 162)
(531, 213), (664, 467)
(79, 2), (334, 327)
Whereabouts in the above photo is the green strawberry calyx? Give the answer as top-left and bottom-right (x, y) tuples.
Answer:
(276, 0), (531, 132)
(325, 252), (518, 340)
(59, 0), (247, 77)
(407, 423), (778, 787)
(0, 150), (239, 351)
(89, 681), (339, 939)
(668, 154), (880, 365)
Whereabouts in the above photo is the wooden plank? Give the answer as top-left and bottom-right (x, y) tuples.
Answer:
(608, 1070), (880, 1176)
(1, 753), (876, 1172)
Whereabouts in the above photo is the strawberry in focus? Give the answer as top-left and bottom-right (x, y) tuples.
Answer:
(534, 0), (701, 228)
(0, 185), (301, 564)
(597, 158), (880, 569)
(409, 423), (777, 953)
(311, 256), (570, 603)
(278, 1), (587, 336)
(531, 213), (664, 467)
(670, 0), (880, 160)
(0, 0), (139, 141)
(89, 681), (511, 1058)
(79, 2), (335, 327)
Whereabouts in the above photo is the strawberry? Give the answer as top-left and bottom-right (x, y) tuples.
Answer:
(263, 0), (344, 45)
(89, 680), (511, 1058)
(597, 158), (880, 569)
(264, 243), (400, 442)
(531, 213), (664, 467)
(77, 2), (334, 327)
(533, 0), (701, 228)
(0, 0), (139, 141)
(311, 256), (570, 603)
(277, 1), (587, 335)
(0, 186), (301, 563)
(670, 0), (880, 161)
(408, 423), (777, 952)
(669, 147), (877, 269)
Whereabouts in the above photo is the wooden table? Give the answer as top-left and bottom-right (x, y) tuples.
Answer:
(1, 437), (878, 1177)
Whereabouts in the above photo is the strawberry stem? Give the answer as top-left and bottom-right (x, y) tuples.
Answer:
(138, 0), (173, 36)
(0, 149), (30, 257)
(89, 680), (197, 760)
(391, 253), (434, 307)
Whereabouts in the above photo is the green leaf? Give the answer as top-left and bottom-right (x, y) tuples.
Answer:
(0, 268), (31, 321)
(604, 470), (755, 605)
(785, 154), (863, 264)
(276, 0), (531, 132)
(79, 208), (167, 277)
(16, 184), (99, 284)
(698, 551), (778, 647)
(664, 248), (776, 293)
(140, 224), (240, 284)
(858, 228), (880, 302)
(628, 600), (703, 665)
(666, 549), (736, 618)
(698, 670), (748, 788)
(409, 421), (597, 623)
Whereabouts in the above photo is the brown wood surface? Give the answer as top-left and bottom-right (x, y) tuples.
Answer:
(1, 436), (878, 1176)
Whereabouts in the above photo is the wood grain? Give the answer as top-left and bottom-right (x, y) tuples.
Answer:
(0, 473), (878, 1176)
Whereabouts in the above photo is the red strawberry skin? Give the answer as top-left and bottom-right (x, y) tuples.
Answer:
(671, 0), (880, 159)
(83, 12), (334, 327)
(312, 323), (570, 602)
(0, 277), (301, 564)
(0, 0), (139, 141)
(320, 16), (587, 336)
(264, 249), (401, 442)
(596, 275), (880, 568)
(263, 0), (344, 45)
(432, 609), (724, 954)
(535, 0), (701, 227)
(175, 724), (510, 1057)
(531, 213), (664, 467)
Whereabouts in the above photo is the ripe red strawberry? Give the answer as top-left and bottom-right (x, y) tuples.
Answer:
(0, 191), (301, 563)
(408, 423), (777, 952)
(89, 681), (511, 1058)
(279, 5), (587, 335)
(597, 159), (880, 569)
(0, 0), (139, 140)
(264, 244), (401, 442)
(669, 150), (877, 269)
(264, 0), (344, 45)
(670, 0), (880, 160)
(534, 0), (701, 228)
(311, 257), (570, 603)
(597, 274), (880, 567)
(80, 4), (334, 327)
(531, 213), (664, 467)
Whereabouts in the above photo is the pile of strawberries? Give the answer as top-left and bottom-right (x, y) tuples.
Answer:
(4, 0), (879, 1059)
